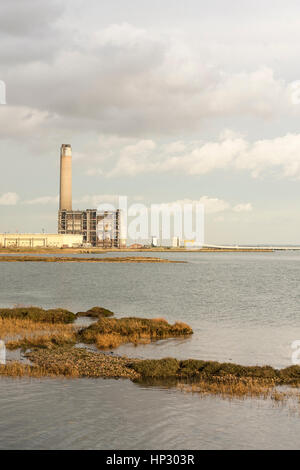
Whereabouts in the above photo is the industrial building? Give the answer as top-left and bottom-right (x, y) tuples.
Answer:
(58, 144), (126, 247)
(0, 233), (83, 248)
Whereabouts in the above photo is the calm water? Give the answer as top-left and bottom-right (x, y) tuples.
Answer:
(1, 251), (300, 449)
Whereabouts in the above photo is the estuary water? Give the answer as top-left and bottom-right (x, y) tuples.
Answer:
(1, 251), (300, 449)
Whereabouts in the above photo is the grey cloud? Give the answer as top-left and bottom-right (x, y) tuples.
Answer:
(0, 0), (63, 36)
(3, 23), (294, 136)
(0, 0), (65, 66)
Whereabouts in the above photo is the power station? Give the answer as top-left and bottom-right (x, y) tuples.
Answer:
(58, 144), (125, 248)
(0, 144), (126, 249)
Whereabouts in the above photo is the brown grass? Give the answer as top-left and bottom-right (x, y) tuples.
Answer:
(0, 317), (77, 349)
(0, 307), (75, 323)
(177, 376), (275, 400)
(79, 317), (193, 349)
(0, 361), (51, 378)
(76, 306), (114, 318)
(6, 332), (77, 350)
(176, 377), (300, 410)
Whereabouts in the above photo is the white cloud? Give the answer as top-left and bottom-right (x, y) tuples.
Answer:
(0, 106), (51, 139)
(233, 203), (253, 212)
(151, 196), (250, 214)
(91, 131), (300, 180)
(167, 197), (230, 214)
(73, 194), (120, 207)
(22, 196), (58, 205)
(0, 192), (19, 205)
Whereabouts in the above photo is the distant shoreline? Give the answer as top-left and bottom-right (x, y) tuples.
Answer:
(0, 247), (274, 255)
(0, 255), (184, 263)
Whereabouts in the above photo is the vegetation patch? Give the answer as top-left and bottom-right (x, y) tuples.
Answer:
(177, 376), (278, 400)
(0, 361), (51, 378)
(78, 317), (193, 349)
(0, 307), (76, 324)
(130, 358), (300, 385)
(6, 332), (77, 350)
(76, 306), (114, 318)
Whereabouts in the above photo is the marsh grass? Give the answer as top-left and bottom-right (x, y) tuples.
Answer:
(131, 358), (300, 388)
(0, 361), (50, 378)
(79, 317), (193, 349)
(0, 307), (75, 323)
(76, 306), (114, 318)
(0, 317), (76, 341)
(6, 332), (77, 350)
(177, 376), (275, 400)
(0, 317), (77, 351)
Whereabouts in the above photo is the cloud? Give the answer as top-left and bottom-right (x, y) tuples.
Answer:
(2, 20), (297, 136)
(22, 195), (58, 205)
(0, 192), (19, 205)
(73, 194), (144, 208)
(93, 131), (300, 180)
(233, 203), (253, 212)
(0, 0), (65, 66)
(108, 140), (156, 176)
(73, 194), (120, 208)
(0, 106), (51, 139)
(150, 196), (250, 214)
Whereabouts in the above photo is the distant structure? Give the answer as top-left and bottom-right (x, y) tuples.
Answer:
(59, 144), (72, 211)
(171, 236), (180, 248)
(0, 233), (83, 248)
(58, 144), (126, 247)
(151, 236), (158, 247)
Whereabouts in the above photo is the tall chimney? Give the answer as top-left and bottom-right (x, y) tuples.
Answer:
(59, 144), (72, 211)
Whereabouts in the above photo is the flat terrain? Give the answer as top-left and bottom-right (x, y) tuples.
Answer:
(0, 247), (273, 255)
(0, 255), (183, 263)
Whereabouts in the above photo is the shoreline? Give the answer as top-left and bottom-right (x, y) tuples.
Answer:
(0, 255), (184, 263)
(1, 306), (300, 405)
(0, 247), (274, 255)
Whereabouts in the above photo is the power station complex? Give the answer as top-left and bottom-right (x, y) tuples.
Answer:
(58, 144), (125, 248)
(0, 144), (126, 248)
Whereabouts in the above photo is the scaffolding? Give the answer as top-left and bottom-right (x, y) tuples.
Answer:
(58, 209), (122, 247)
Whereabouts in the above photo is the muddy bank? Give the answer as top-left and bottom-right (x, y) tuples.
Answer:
(25, 346), (140, 379)
(0, 255), (184, 263)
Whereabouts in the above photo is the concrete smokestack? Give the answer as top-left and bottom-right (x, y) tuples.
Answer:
(59, 144), (72, 211)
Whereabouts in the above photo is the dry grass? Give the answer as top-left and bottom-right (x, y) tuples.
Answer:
(0, 307), (75, 323)
(177, 376), (276, 400)
(0, 317), (77, 349)
(79, 317), (193, 350)
(6, 331), (77, 350)
(177, 377), (300, 411)
(76, 306), (114, 318)
(0, 361), (51, 378)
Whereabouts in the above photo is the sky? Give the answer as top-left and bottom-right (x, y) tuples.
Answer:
(1, 0), (300, 244)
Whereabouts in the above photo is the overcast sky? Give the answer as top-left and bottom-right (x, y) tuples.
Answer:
(1, 0), (300, 244)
